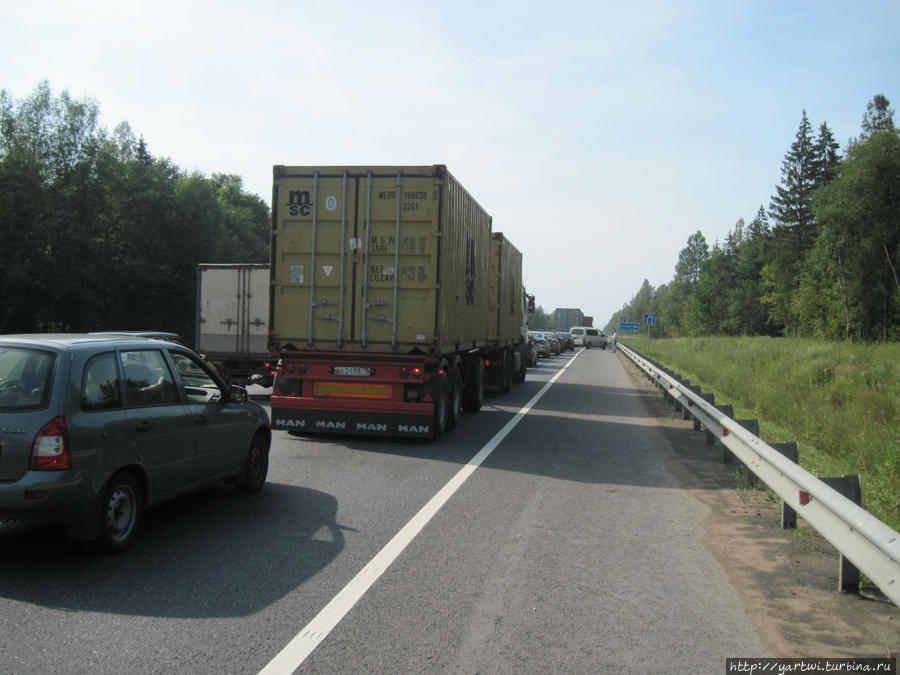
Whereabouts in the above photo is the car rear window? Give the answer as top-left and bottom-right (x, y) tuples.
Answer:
(0, 347), (57, 411)
(586, 329), (599, 336)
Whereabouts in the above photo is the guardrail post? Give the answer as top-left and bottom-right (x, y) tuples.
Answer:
(683, 385), (701, 420)
(731, 419), (760, 486)
(771, 442), (800, 528)
(707, 404), (734, 446)
(672, 375), (686, 409)
(820, 475), (862, 594)
(695, 392), (715, 431)
(722, 418), (758, 465)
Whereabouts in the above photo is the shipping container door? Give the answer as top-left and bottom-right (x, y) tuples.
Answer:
(355, 171), (438, 350)
(272, 172), (355, 348)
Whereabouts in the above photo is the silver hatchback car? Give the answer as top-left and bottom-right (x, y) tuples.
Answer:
(0, 334), (271, 552)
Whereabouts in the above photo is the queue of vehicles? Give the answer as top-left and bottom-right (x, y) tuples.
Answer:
(0, 163), (612, 551)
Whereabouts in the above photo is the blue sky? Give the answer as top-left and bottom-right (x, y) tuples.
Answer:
(2, 1), (898, 328)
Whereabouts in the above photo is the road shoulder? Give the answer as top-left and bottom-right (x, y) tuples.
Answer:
(621, 358), (899, 658)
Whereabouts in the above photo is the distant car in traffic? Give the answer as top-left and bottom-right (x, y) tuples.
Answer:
(543, 332), (561, 356)
(569, 327), (607, 349)
(555, 331), (574, 351)
(0, 334), (271, 552)
(529, 331), (550, 358)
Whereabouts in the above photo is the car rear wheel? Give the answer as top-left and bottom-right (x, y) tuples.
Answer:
(97, 473), (142, 553)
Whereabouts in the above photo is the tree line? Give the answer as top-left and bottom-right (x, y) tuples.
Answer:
(0, 81), (270, 342)
(607, 95), (900, 342)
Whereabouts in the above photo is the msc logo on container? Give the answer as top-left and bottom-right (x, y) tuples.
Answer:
(287, 190), (312, 216)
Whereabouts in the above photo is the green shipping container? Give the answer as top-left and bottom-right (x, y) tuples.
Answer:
(269, 165), (493, 356)
(489, 233), (525, 346)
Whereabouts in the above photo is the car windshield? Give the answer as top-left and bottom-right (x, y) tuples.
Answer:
(0, 347), (57, 411)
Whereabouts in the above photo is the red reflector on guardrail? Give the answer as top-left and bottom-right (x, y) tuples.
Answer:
(799, 491), (811, 506)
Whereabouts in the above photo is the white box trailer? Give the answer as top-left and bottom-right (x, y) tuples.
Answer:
(196, 263), (273, 385)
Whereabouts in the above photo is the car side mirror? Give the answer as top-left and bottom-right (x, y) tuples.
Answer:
(230, 384), (248, 404)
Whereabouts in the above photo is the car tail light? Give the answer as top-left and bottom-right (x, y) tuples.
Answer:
(31, 415), (71, 470)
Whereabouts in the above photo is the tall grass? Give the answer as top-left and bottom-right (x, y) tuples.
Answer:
(625, 336), (900, 532)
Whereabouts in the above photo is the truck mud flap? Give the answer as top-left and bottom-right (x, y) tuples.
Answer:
(272, 409), (433, 438)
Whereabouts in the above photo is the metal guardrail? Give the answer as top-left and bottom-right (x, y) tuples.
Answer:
(618, 342), (900, 606)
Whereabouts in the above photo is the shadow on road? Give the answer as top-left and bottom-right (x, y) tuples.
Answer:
(0, 482), (348, 618)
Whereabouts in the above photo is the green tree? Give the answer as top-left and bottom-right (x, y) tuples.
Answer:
(731, 207), (775, 335)
(674, 231), (709, 284)
(767, 111), (823, 335)
(812, 122), (841, 184)
(809, 129), (900, 340)
(861, 94), (896, 139)
(0, 81), (271, 338)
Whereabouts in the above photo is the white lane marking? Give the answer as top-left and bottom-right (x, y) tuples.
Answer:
(259, 352), (581, 674)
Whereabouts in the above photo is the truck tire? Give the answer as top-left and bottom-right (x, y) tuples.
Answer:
(501, 349), (513, 393)
(463, 358), (484, 413)
(513, 348), (526, 384)
(432, 372), (449, 439)
(447, 361), (463, 430)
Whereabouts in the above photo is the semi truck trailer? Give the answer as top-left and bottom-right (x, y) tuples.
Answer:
(267, 165), (531, 439)
(554, 307), (584, 332)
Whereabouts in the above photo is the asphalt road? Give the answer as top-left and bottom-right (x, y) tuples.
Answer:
(0, 348), (768, 673)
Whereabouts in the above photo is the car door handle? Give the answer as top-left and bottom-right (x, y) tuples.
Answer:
(135, 421), (153, 432)
(194, 414), (208, 425)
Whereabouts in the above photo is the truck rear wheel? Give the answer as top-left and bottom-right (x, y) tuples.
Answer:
(501, 349), (513, 393)
(432, 372), (449, 440)
(447, 363), (463, 430)
(513, 348), (526, 383)
(463, 358), (484, 413)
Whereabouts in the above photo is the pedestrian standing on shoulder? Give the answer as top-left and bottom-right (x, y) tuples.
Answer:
(611, 331), (617, 353)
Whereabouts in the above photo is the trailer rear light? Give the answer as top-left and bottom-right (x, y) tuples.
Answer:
(399, 366), (425, 378)
(283, 361), (308, 375)
(31, 416), (71, 470)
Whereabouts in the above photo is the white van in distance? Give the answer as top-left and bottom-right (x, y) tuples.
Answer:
(569, 327), (608, 349)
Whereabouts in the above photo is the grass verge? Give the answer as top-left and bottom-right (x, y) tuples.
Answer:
(622, 336), (900, 532)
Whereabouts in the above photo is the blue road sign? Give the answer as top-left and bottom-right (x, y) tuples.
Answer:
(620, 322), (640, 331)
(644, 313), (656, 325)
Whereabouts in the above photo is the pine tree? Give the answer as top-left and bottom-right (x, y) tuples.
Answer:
(766, 111), (820, 335)
(769, 110), (818, 251)
(812, 122), (840, 185)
